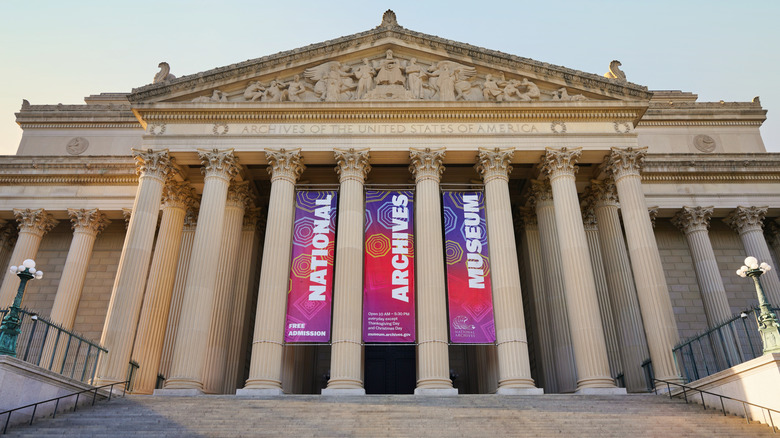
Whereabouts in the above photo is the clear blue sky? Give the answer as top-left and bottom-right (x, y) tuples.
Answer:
(1, 0), (777, 154)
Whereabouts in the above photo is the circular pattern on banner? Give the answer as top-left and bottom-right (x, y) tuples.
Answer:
(445, 240), (464, 265)
(365, 233), (391, 258)
(442, 205), (458, 234)
(290, 253), (311, 279)
(292, 216), (315, 247)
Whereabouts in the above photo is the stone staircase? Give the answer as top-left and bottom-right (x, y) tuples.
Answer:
(3, 394), (776, 437)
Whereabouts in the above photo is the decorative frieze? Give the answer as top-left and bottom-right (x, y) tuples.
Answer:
(68, 208), (111, 236)
(409, 147), (445, 183)
(605, 147), (647, 182)
(540, 147), (582, 180)
(672, 207), (713, 235)
(265, 148), (305, 184)
(475, 147), (514, 183)
(198, 149), (240, 181)
(13, 209), (58, 236)
(724, 206), (768, 235)
(334, 148), (371, 183)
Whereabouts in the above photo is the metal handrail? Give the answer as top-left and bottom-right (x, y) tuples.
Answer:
(654, 378), (779, 433)
(0, 379), (129, 434)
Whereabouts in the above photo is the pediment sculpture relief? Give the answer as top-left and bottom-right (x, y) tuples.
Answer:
(190, 50), (589, 103)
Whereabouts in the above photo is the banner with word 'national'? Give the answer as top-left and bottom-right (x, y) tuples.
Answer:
(363, 190), (416, 343)
(284, 191), (338, 343)
(442, 191), (495, 343)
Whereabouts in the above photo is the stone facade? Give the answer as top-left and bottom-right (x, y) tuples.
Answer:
(0, 11), (775, 395)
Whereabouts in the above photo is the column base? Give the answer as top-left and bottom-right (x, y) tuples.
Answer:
(153, 388), (204, 397)
(321, 388), (366, 396)
(574, 387), (627, 395)
(235, 388), (284, 396)
(414, 387), (458, 396)
(496, 387), (544, 395)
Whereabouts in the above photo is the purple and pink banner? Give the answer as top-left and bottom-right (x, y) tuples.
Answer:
(284, 190), (338, 343)
(442, 191), (495, 344)
(363, 190), (416, 343)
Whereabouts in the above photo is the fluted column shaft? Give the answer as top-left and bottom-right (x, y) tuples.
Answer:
(241, 149), (304, 393)
(531, 180), (577, 393)
(591, 180), (650, 392)
(159, 212), (197, 380)
(96, 150), (173, 385)
(542, 148), (616, 392)
(409, 147), (454, 393)
(606, 147), (681, 384)
(202, 182), (248, 394)
(325, 148), (370, 394)
(0, 209), (58, 307)
(163, 149), (239, 392)
(476, 148), (538, 394)
(726, 206), (780, 305)
(131, 182), (194, 394)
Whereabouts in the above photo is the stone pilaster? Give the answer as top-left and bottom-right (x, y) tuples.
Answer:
(605, 147), (681, 384)
(239, 148), (304, 395)
(540, 147), (618, 393)
(590, 179), (650, 392)
(202, 181), (250, 394)
(409, 147), (456, 395)
(529, 179), (577, 393)
(0, 222), (17, 286)
(725, 206), (780, 306)
(131, 181), (196, 394)
(0, 209), (58, 308)
(673, 206), (741, 367)
(476, 147), (540, 394)
(517, 207), (558, 393)
(324, 148), (371, 395)
(580, 194), (623, 381)
(159, 209), (197, 380)
(162, 149), (239, 393)
(94, 149), (174, 386)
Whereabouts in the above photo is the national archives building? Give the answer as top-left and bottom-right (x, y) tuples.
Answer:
(0, 11), (776, 396)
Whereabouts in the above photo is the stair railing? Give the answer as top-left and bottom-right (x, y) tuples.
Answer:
(0, 379), (129, 434)
(654, 378), (778, 433)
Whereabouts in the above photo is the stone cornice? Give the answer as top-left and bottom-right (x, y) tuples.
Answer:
(640, 154), (780, 183)
(16, 103), (140, 129)
(0, 156), (138, 185)
(129, 25), (651, 103)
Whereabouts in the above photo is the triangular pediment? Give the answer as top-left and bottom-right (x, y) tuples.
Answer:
(130, 11), (651, 105)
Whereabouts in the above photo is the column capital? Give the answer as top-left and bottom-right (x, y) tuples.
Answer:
(67, 208), (111, 236)
(590, 179), (619, 208)
(765, 220), (780, 245)
(121, 208), (133, 229)
(540, 147), (582, 180)
(242, 207), (263, 231)
(132, 148), (175, 181)
(579, 189), (598, 231)
(724, 206), (768, 235)
(409, 147), (445, 183)
(475, 147), (513, 183)
(13, 208), (58, 236)
(527, 179), (553, 209)
(265, 148), (305, 184)
(605, 147), (648, 181)
(648, 206), (659, 228)
(515, 206), (538, 229)
(0, 222), (18, 249)
(183, 208), (198, 230)
(226, 181), (252, 210)
(672, 206), (713, 235)
(162, 180), (197, 211)
(199, 148), (240, 181)
(334, 148), (371, 184)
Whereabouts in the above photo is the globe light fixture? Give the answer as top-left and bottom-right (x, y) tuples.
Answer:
(736, 256), (780, 354)
(0, 259), (44, 357)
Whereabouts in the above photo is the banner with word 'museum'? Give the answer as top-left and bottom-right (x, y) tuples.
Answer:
(442, 192), (495, 343)
(363, 190), (416, 343)
(284, 191), (338, 343)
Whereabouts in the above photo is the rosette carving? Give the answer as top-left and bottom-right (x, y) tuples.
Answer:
(198, 148), (240, 181)
(605, 147), (648, 181)
(409, 147), (445, 183)
(540, 147), (582, 180)
(672, 206), (713, 235)
(475, 147), (514, 183)
(132, 148), (174, 181)
(68, 208), (111, 235)
(334, 148), (371, 183)
(265, 148), (305, 184)
(13, 208), (58, 236)
(724, 206), (768, 234)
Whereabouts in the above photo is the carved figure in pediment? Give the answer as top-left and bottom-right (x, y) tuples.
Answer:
(305, 61), (354, 102)
(551, 87), (587, 101)
(405, 58), (425, 99)
(193, 89), (228, 103)
(513, 78), (540, 102)
(482, 74), (503, 101)
(427, 61), (476, 101)
(374, 50), (405, 86)
(263, 80), (284, 102)
(354, 58), (376, 99)
(153, 62), (176, 84)
(454, 69), (478, 100)
(244, 81), (266, 101)
(285, 75), (306, 102)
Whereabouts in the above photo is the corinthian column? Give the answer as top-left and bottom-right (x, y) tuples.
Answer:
(476, 148), (540, 394)
(529, 180), (576, 393)
(323, 148), (371, 395)
(605, 147), (681, 385)
(161, 149), (239, 394)
(202, 181), (250, 394)
(131, 181), (195, 394)
(409, 147), (457, 395)
(590, 179), (650, 392)
(0, 209), (58, 307)
(673, 206), (741, 367)
(239, 149), (304, 395)
(725, 206), (780, 305)
(540, 147), (619, 393)
(95, 149), (173, 386)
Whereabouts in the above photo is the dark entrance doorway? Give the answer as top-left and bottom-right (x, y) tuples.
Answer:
(364, 346), (416, 394)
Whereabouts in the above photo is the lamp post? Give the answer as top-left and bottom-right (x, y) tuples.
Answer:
(0, 259), (43, 357)
(736, 256), (780, 354)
